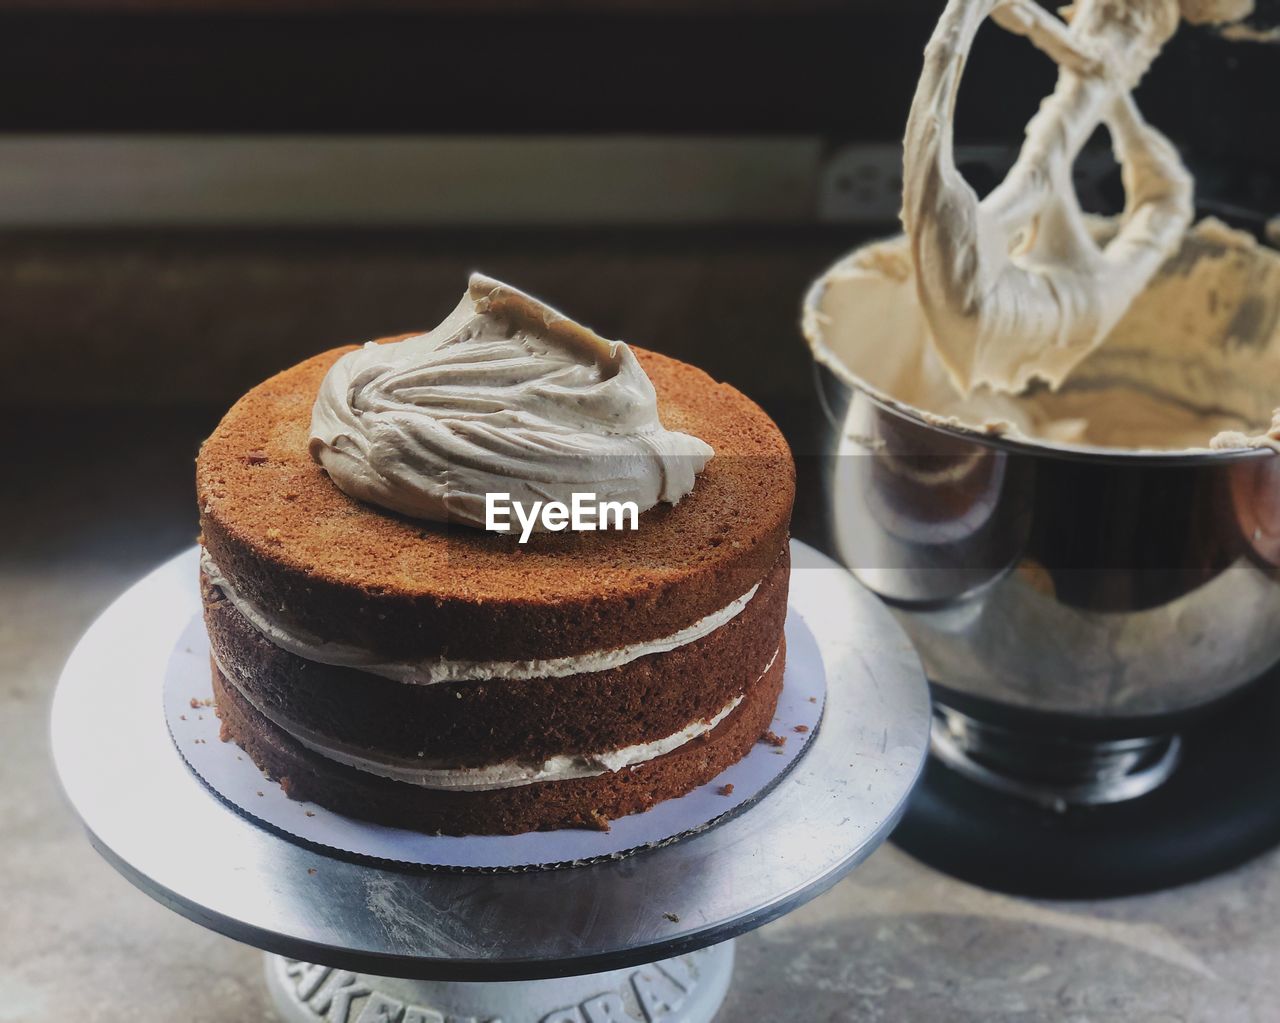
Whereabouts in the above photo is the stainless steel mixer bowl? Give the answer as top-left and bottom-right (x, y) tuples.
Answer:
(802, 226), (1280, 801)
(808, 360), (1280, 720)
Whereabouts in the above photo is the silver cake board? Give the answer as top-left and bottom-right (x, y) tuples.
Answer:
(51, 540), (931, 1022)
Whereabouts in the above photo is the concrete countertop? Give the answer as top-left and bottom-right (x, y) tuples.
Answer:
(5, 412), (1278, 1022)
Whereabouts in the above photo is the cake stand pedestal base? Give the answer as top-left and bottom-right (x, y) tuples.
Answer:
(265, 942), (735, 1023)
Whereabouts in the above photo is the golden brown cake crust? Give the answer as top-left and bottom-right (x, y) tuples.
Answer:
(204, 547), (789, 766)
(212, 637), (787, 837)
(196, 342), (795, 662)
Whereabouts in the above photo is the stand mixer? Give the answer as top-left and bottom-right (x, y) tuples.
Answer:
(805, 0), (1280, 897)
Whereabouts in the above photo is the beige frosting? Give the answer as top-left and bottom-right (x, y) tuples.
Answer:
(218, 647), (757, 793)
(1181, 0), (1255, 25)
(215, 648), (778, 791)
(201, 548), (760, 684)
(1220, 22), (1280, 41)
(309, 273), (713, 530)
(804, 0), (1280, 452)
(806, 218), (1280, 451)
(903, 0), (1193, 397)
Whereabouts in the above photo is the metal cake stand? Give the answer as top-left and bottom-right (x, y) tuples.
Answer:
(51, 540), (930, 1023)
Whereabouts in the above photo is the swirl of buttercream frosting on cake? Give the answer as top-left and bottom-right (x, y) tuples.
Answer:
(309, 273), (714, 529)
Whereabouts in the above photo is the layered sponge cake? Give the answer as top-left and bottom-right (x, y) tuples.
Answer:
(196, 276), (795, 835)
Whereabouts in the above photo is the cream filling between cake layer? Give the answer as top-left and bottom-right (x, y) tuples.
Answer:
(217, 646), (779, 791)
(200, 548), (761, 685)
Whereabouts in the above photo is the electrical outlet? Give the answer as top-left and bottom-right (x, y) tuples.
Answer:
(818, 143), (904, 225)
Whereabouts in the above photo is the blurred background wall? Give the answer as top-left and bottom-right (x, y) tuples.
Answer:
(0, 0), (1275, 530)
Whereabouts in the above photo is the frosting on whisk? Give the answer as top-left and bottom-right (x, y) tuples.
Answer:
(902, 0), (1201, 395)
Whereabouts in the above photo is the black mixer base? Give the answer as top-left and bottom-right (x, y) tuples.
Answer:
(891, 680), (1280, 899)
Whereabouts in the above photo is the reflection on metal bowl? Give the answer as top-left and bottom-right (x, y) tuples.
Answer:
(804, 223), (1280, 805)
